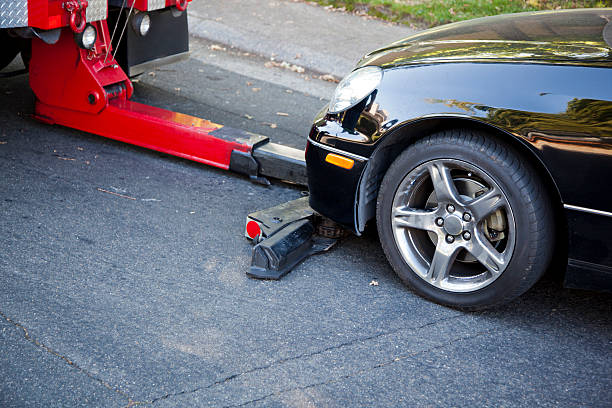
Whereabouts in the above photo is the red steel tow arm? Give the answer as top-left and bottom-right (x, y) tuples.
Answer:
(28, 5), (306, 185)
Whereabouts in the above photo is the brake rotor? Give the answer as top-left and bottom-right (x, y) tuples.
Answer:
(424, 177), (507, 263)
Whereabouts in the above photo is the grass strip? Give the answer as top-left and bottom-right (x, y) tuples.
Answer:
(311, 0), (609, 27)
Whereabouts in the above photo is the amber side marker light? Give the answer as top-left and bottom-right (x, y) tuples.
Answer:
(325, 153), (354, 170)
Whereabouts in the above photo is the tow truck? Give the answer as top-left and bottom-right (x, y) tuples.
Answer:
(1, 0), (342, 278)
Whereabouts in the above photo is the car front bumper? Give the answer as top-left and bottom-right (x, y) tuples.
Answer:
(306, 136), (369, 232)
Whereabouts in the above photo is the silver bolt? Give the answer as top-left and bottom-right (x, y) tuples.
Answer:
(463, 212), (471, 222)
(447, 204), (455, 213)
(462, 231), (471, 240)
(436, 218), (444, 227)
(446, 235), (455, 244)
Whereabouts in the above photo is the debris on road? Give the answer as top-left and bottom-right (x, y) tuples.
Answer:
(264, 60), (306, 74)
(319, 74), (339, 83)
(97, 188), (137, 201)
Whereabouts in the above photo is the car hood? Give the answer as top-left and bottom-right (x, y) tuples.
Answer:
(357, 9), (612, 68)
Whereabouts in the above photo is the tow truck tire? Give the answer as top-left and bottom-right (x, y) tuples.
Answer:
(0, 30), (21, 71)
(376, 129), (554, 310)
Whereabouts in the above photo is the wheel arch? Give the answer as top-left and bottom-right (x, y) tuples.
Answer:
(355, 116), (568, 272)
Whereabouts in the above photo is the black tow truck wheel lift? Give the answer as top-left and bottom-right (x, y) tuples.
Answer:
(244, 197), (346, 280)
(235, 136), (346, 281)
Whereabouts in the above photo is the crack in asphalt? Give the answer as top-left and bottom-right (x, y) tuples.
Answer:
(0, 310), (142, 408)
(148, 314), (465, 405)
(225, 328), (500, 408)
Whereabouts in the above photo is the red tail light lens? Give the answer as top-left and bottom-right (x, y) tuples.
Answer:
(246, 220), (262, 239)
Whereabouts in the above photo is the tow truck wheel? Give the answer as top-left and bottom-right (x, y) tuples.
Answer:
(0, 31), (21, 71)
(376, 129), (554, 310)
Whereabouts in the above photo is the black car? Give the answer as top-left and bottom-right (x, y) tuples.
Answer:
(305, 8), (612, 309)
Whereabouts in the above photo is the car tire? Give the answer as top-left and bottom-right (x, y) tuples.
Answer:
(376, 129), (554, 309)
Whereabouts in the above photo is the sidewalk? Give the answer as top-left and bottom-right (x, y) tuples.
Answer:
(187, 0), (417, 78)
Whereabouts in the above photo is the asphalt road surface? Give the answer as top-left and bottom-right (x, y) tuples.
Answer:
(1, 41), (611, 407)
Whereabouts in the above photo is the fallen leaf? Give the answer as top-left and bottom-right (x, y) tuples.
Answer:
(288, 64), (305, 73)
(319, 74), (339, 83)
(264, 60), (305, 73)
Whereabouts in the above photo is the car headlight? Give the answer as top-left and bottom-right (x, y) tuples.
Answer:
(328, 66), (383, 114)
